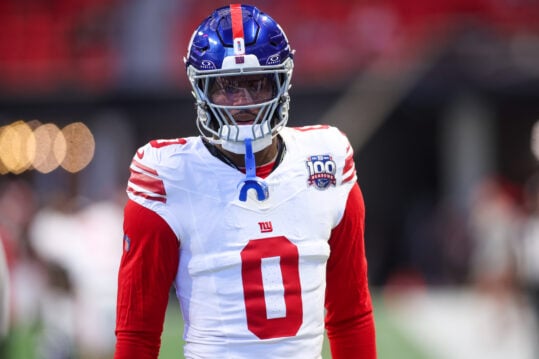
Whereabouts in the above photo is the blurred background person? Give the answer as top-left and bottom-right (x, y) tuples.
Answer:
(0, 232), (9, 340)
(518, 171), (539, 356)
(29, 193), (124, 359)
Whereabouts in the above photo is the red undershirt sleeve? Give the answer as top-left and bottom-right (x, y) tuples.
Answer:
(325, 182), (377, 359)
(114, 200), (180, 359)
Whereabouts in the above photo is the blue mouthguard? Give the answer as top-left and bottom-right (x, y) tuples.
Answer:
(238, 138), (269, 201)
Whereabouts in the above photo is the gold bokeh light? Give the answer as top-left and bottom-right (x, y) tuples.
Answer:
(0, 120), (95, 175)
(0, 126), (7, 175)
(32, 123), (65, 174)
(60, 122), (95, 173)
(0, 121), (34, 174)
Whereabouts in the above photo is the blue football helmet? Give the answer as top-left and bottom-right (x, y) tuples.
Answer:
(184, 4), (294, 154)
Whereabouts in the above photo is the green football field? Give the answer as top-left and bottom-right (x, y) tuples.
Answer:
(4, 289), (534, 358)
(1, 292), (432, 358)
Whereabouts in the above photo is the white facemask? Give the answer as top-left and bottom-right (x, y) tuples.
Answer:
(220, 123), (273, 154)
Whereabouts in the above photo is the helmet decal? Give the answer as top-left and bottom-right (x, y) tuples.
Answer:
(230, 4), (245, 59)
(266, 54), (281, 66)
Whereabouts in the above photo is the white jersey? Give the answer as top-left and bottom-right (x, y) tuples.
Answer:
(127, 125), (357, 359)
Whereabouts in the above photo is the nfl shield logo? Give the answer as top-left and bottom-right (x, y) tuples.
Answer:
(306, 155), (337, 190)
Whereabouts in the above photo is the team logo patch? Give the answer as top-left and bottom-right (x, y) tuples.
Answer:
(306, 154), (336, 190)
(258, 221), (273, 233)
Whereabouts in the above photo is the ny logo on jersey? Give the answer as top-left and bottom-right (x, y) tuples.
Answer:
(258, 221), (273, 233)
(306, 154), (337, 190)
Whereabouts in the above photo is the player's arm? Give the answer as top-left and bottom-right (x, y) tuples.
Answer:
(114, 200), (179, 359)
(325, 182), (377, 359)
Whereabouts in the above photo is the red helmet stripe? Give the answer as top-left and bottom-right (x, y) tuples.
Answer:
(230, 4), (245, 55)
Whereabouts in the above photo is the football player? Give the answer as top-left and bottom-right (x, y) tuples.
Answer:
(114, 4), (376, 359)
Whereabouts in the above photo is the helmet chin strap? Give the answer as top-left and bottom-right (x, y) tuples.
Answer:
(221, 124), (272, 154)
(238, 138), (269, 201)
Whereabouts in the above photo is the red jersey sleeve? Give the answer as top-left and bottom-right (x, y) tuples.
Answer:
(325, 182), (377, 359)
(114, 200), (180, 359)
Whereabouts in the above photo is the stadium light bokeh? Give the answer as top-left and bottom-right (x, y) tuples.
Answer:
(0, 120), (95, 174)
